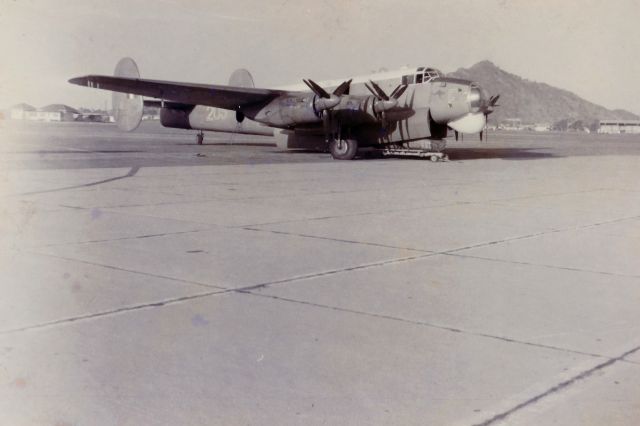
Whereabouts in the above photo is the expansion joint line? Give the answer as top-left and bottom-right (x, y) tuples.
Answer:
(473, 344), (640, 426)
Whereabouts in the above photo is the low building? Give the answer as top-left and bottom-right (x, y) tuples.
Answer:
(36, 104), (79, 122)
(10, 103), (36, 120)
(533, 123), (551, 132)
(598, 120), (640, 134)
(501, 118), (522, 130)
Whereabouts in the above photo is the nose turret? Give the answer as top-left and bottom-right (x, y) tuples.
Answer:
(429, 78), (495, 134)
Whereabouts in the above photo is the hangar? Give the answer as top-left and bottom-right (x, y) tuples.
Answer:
(7, 104), (79, 122)
(36, 104), (79, 121)
(598, 120), (640, 134)
(9, 103), (36, 120)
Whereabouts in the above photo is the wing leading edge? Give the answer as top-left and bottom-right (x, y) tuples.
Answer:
(68, 75), (296, 110)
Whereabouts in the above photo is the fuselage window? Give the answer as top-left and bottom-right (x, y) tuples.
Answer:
(402, 75), (415, 85)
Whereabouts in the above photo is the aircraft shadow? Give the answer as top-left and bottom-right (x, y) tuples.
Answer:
(443, 147), (556, 161)
(27, 150), (145, 154)
(280, 147), (556, 161)
(176, 142), (276, 147)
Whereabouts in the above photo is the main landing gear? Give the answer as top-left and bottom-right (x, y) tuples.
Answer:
(329, 138), (358, 160)
(196, 131), (204, 145)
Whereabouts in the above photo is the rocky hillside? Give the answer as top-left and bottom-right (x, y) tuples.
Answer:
(448, 61), (639, 125)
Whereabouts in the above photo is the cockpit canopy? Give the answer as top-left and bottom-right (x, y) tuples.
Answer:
(402, 67), (442, 85)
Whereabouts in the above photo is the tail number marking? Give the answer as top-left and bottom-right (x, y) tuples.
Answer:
(206, 107), (228, 121)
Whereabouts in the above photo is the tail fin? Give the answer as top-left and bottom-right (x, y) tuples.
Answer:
(112, 57), (143, 131)
(228, 69), (255, 88)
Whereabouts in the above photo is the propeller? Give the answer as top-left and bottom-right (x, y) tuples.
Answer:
(303, 79), (342, 111)
(303, 78), (352, 143)
(364, 80), (407, 128)
(364, 80), (407, 112)
(479, 93), (500, 142)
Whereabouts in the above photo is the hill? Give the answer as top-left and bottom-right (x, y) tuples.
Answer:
(448, 61), (639, 126)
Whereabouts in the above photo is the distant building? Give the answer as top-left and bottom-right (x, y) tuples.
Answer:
(36, 104), (79, 121)
(533, 123), (551, 132)
(9, 103), (80, 122)
(10, 103), (37, 120)
(598, 120), (640, 134)
(502, 118), (522, 130)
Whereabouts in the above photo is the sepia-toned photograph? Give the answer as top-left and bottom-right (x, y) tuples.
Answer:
(1, 1), (639, 424)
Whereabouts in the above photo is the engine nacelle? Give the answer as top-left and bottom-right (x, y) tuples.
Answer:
(252, 95), (326, 127)
(160, 105), (193, 129)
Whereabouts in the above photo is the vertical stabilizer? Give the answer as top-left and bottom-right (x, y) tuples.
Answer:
(112, 58), (144, 131)
(228, 69), (255, 88)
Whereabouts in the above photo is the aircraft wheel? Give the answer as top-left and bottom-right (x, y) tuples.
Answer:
(196, 133), (204, 145)
(330, 139), (358, 160)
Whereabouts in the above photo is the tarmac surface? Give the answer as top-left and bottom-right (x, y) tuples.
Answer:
(1, 121), (640, 425)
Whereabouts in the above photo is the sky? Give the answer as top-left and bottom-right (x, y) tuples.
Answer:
(1, 0), (639, 114)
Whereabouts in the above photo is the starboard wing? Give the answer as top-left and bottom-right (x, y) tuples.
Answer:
(68, 75), (295, 110)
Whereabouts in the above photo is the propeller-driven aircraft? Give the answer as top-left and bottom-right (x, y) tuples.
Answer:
(69, 58), (499, 160)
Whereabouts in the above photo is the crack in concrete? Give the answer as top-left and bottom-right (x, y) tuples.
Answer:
(471, 344), (640, 426)
(22, 250), (224, 290)
(448, 252), (640, 279)
(0, 289), (224, 335)
(241, 227), (432, 253)
(1, 252), (432, 335)
(10, 166), (140, 196)
(238, 291), (611, 361)
(440, 214), (640, 278)
(233, 187), (614, 228)
(35, 228), (211, 248)
(233, 253), (435, 292)
(445, 213), (640, 255)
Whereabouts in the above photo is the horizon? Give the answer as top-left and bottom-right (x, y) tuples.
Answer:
(2, 0), (639, 115)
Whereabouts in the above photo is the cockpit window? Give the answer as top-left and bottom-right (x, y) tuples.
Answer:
(415, 67), (442, 84)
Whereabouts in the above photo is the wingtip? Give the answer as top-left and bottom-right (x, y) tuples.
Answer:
(68, 76), (87, 86)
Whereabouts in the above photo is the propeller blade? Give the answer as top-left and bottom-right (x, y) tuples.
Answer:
(368, 80), (389, 101)
(455, 130), (459, 141)
(480, 130), (483, 142)
(303, 79), (330, 98)
(389, 84), (402, 99)
(392, 84), (408, 99)
(333, 79), (352, 96)
(364, 82), (379, 98)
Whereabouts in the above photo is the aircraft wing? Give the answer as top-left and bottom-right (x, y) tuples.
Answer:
(68, 75), (295, 109)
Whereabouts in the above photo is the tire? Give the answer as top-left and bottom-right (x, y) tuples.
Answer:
(329, 139), (358, 160)
(197, 133), (203, 145)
